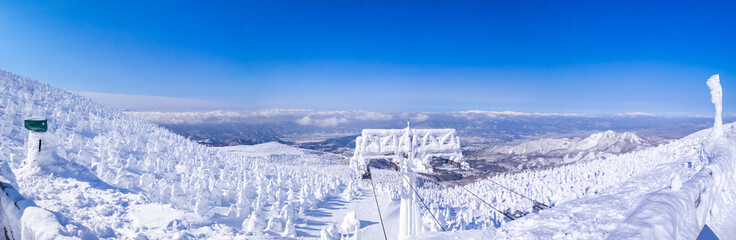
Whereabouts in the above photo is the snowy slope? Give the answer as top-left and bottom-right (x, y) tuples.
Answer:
(408, 75), (734, 239)
(489, 131), (666, 155)
(391, 122), (731, 239)
(0, 70), (353, 239)
(2, 68), (732, 240)
(467, 130), (669, 172)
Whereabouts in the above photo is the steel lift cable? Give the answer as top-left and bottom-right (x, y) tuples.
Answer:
(449, 179), (516, 220)
(396, 171), (447, 231)
(446, 166), (551, 210)
(435, 165), (550, 220)
(367, 167), (388, 240)
(485, 179), (550, 209)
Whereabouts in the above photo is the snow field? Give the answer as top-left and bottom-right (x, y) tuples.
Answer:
(0, 70), (354, 238)
(3, 69), (734, 239)
(359, 124), (721, 239)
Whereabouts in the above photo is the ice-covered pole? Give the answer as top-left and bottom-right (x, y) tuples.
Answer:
(707, 74), (723, 138)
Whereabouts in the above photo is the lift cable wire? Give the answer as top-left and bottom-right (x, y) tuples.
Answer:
(366, 167), (388, 240)
(445, 166), (551, 209)
(396, 171), (447, 231)
(449, 179), (515, 220)
(485, 178), (550, 208)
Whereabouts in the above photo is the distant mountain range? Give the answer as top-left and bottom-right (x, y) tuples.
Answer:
(133, 111), (725, 152)
(463, 130), (670, 175)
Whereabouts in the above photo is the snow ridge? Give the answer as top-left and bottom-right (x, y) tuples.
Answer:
(490, 130), (665, 156)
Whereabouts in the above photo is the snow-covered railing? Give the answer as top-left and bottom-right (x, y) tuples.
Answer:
(351, 125), (465, 174)
(0, 179), (78, 240)
(611, 75), (732, 239)
(610, 137), (734, 239)
(350, 123), (465, 239)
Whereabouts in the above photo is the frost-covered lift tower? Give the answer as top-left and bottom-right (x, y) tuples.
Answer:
(351, 122), (466, 239)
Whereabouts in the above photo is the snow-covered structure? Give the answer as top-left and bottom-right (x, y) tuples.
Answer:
(610, 74), (734, 239)
(0, 119), (78, 239)
(350, 122), (464, 239)
(350, 122), (465, 174)
(708, 74), (723, 138)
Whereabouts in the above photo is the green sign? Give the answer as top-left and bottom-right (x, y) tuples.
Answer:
(24, 119), (47, 132)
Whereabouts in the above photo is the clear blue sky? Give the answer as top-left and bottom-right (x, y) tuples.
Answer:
(1, 1), (734, 114)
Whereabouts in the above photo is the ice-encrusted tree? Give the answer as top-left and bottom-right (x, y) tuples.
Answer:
(707, 74), (723, 138)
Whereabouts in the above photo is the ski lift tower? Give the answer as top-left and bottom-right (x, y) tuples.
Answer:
(351, 121), (466, 239)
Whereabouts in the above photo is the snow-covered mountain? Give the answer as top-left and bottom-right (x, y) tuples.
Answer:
(1, 69), (733, 240)
(0, 70), (355, 239)
(491, 130), (667, 155)
(465, 130), (670, 173)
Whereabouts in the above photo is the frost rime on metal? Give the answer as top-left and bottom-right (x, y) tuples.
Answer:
(350, 123), (464, 239)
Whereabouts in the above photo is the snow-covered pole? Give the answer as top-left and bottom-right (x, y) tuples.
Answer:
(23, 118), (51, 167)
(707, 74), (723, 138)
(399, 121), (419, 239)
(611, 75), (731, 239)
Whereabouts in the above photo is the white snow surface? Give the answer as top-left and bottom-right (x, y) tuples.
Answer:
(0, 70), (353, 239)
(1, 69), (735, 239)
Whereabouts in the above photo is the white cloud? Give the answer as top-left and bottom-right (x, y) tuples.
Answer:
(295, 116), (312, 125)
(354, 111), (393, 121)
(252, 108), (312, 117)
(615, 112), (655, 116)
(458, 110), (587, 117)
(412, 113), (429, 122)
(295, 116), (349, 127)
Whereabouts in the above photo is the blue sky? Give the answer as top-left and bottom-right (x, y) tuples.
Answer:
(0, 1), (734, 114)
